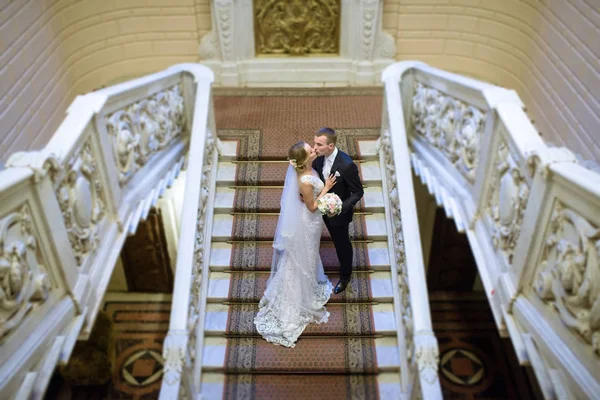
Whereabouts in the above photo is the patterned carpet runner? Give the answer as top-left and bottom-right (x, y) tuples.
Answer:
(215, 89), (383, 399)
(230, 213), (369, 241)
(232, 187), (366, 213)
(227, 241), (372, 272)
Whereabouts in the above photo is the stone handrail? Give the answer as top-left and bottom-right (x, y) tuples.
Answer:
(380, 63), (444, 399)
(0, 63), (214, 399)
(385, 61), (600, 399)
(158, 66), (219, 398)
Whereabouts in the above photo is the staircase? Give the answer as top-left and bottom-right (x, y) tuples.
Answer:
(200, 138), (402, 398)
(2, 61), (600, 399)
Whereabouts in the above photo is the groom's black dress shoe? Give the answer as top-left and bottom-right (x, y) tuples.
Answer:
(334, 279), (350, 294)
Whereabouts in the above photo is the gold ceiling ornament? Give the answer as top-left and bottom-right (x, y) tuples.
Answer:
(254, 0), (341, 56)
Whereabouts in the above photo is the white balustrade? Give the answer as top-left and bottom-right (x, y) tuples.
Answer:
(159, 68), (220, 399)
(0, 63), (214, 399)
(383, 61), (600, 399)
(380, 62), (443, 399)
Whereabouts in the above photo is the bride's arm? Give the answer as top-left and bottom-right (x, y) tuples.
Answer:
(299, 182), (320, 212)
(299, 177), (336, 212)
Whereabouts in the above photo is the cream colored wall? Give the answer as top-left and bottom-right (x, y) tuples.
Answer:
(384, 0), (600, 162)
(3, 1), (598, 162)
(0, 0), (211, 163)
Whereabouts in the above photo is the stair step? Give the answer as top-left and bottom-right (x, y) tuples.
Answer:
(356, 139), (379, 159)
(201, 336), (400, 373)
(209, 241), (391, 271)
(216, 160), (382, 187)
(204, 303), (397, 336)
(207, 271), (394, 303)
(202, 372), (402, 400)
(213, 185), (385, 213)
(211, 212), (388, 242)
(219, 140), (239, 159)
(200, 139), (399, 398)
(218, 139), (380, 162)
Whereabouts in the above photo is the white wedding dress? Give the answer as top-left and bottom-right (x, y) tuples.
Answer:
(254, 168), (333, 348)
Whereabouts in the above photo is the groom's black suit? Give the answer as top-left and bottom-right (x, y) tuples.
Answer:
(313, 150), (364, 281)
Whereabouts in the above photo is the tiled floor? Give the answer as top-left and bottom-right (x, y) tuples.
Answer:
(431, 292), (538, 399)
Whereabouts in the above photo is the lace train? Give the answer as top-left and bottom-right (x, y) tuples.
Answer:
(254, 279), (333, 348)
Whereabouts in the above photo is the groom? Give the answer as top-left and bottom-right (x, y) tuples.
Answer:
(312, 127), (364, 294)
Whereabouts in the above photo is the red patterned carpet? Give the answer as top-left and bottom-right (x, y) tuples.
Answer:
(215, 88), (384, 399)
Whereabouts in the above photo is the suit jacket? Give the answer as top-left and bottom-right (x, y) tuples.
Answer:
(312, 149), (364, 222)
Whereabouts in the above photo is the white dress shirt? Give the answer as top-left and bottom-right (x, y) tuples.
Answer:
(322, 147), (338, 179)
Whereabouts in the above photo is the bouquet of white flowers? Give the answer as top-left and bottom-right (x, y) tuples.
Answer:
(317, 193), (342, 217)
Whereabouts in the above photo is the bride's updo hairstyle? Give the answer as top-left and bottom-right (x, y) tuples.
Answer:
(288, 142), (309, 172)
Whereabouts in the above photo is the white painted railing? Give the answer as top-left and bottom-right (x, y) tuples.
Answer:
(380, 63), (444, 399)
(0, 63), (213, 399)
(384, 61), (600, 399)
(158, 80), (219, 397)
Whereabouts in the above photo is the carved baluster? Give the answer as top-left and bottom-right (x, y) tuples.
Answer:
(0, 206), (52, 339)
(534, 202), (600, 357)
(380, 129), (414, 356)
(106, 85), (185, 186)
(412, 83), (486, 184)
(49, 140), (108, 266)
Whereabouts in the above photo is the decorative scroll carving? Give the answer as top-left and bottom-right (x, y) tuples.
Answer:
(254, 0), (340, 55)
(379, 130), (413, 354)
(534, 202), (600, 356)
(214, 0), (234, 61)
(162, 329), (187, 386)
(375, 30), (396, 59)
(50, 140), (107, 265)
(359, 0), (378, 60)
(198, 30), (221, 61)
(486, 140), (530, 265)
(0, 205), (51, 339)
(187, 129), (218, 359)
(412, 83), (486, 183)
(414, 331), (440, 385)
(106, 85), (186, 186)
(6, 150), (60, 182)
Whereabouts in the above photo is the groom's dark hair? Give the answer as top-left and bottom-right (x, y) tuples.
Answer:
(315, 127), (337, 145)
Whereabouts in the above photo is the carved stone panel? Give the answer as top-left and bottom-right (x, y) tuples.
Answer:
(254, 0), (341, 55)
(0, 205), (52, 339)
(49, 140), (107, 266)
(188, 129), (218, 360)
(379, 130), (412, 353)
(106, 84), (186, 186)
(486, 139), (531, 266)
(534, 201), (600, 357)
(412, 83), (486, 183)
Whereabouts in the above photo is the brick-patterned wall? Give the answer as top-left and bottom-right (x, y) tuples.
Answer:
(383, 0), (600, 162)
(0, 0), (211, 162)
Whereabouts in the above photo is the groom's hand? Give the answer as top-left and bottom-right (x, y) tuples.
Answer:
(325, 210), (341, 218)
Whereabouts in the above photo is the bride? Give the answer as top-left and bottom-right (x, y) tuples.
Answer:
(254, 141), (337, 347)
